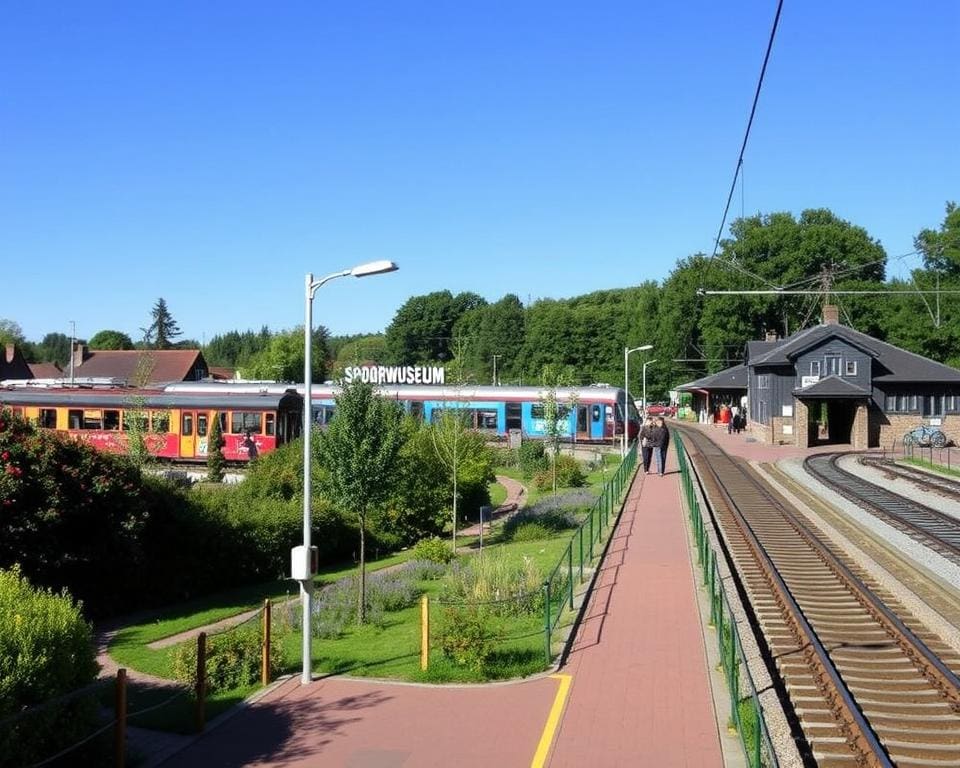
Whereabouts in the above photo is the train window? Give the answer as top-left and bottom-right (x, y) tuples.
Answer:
(103, 410), (121, 431)
(197, 413), (208, 437)
(182, 413), (193, 437)
(409, 401), (424, 420)
(592, 405), (601, 422)
(151, 411), (170, 433)
(39, 408), (57, 428)
(82, 410), (102, 430)
(123, 412), (148, 432)
(231, 412), (262, 434)
(265, 413), (275, 436)
(475, 410), (498, 430)
(506, 402), (521, 430)
(68, 409), (82, 429)
(218, 412), (227, 432)
(531, 404), (569, 420)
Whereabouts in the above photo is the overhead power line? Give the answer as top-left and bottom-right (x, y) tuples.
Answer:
(708, 0), (785, 265)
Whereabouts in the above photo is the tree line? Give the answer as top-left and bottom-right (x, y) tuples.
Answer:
(4, 202), (957, 399)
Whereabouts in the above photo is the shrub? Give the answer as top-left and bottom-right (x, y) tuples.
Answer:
(502, 507), (578, 541)
(0, 566), (100, 767)
(312, 565), (424, 637)
(533, 455), (586, 490)
(518, 441), (548, 478)
(438, 605), (499, 672)
(171, 623), (281, 694)
(404, 559), (448, 581)
(440, 551), (543, 616)
(412, 536), (455, 564)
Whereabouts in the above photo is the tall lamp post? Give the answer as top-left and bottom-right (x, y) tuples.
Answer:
(492, 354), (501, 386)
(642, 359), (658, 422)
(623, 344), (653, 455)
(301, 260), (398, 684)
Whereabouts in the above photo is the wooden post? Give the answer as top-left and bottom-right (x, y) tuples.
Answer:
(195, 632), (207, 733)
(114, 668), (127, 768)
(262, 598), (272, 686)
(420, 595), (429, 671)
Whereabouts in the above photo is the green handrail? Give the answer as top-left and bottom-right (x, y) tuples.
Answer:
(541, 443), (637, 663)
(675, 433), (779, 768)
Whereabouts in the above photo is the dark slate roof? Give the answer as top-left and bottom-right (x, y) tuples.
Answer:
(750, 323), (960, 384)
(1, 344), (33, 380)
(745, 340), (780, 362)
(677, 364), (747, 391)
(793, 375), (871, 399)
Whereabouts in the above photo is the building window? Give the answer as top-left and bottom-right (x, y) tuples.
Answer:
(810, 361), (821, 377)
(885, 395), (896, 412)
(825, 355), (842, 376)
(758, 374), (769, 390)
(922, 395), (944, 417)
(948, 395), (957, 412)
(845, 360), (857, 376)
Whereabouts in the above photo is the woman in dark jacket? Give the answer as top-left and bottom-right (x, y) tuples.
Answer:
(638, 416), (656, 474)
(654, 417), (670, 476)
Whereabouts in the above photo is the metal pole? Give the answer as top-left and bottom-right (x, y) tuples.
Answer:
(302, 273), (313, 685)
(622, 346), (628, 457)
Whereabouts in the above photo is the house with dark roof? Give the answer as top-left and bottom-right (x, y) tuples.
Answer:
(27, 362), (63, 379)
(742, 305), (960, 448)
(676, 364), (748, 421)
(68, 344), (210, 385)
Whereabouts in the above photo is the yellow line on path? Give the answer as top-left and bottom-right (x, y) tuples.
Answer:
(531, 673), (572, 768)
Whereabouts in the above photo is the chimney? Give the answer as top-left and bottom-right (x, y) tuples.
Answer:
(5, 343), (13, 364)
(764, 331), (778, 342)
(822, 304), (840, 325)
(73, 343), (88, 369)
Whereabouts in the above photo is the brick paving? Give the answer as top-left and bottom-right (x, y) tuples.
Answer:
(545, 447), (724, 768)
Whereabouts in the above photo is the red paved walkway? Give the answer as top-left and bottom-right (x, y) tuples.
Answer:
(547, 450), (724, 767)
(157, 446), (725, 767)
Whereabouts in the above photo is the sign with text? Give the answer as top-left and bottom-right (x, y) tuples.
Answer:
(342, 365), (445, 385)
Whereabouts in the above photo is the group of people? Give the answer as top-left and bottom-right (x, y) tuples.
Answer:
(638, 415), (671, 476)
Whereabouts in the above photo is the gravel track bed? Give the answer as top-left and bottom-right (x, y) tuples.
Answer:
(775, 457), (960, 659)
(838, 454), (960, 521)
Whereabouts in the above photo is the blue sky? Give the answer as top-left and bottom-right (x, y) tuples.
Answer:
(2, 2), (957, 344)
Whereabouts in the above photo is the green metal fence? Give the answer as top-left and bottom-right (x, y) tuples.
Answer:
(542, 443), (637, 663)
(675, 434), (778, 768)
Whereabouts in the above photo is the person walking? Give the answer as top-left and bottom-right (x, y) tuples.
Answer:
(639, 416), (656, 474)
(654, 416), (670, 476)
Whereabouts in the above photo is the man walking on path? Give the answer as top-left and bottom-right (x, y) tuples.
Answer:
(639, 416), (656, 474)
(650, 417), (668, 476)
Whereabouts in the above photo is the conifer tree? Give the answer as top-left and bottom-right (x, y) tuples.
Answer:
(206, 413), (226, 483)
(141, 298), (182, 349)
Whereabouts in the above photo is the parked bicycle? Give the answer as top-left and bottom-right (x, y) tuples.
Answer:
(902, 424), (948, 449)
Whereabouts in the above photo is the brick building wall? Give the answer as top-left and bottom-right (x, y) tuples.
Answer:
(794, 399), (810, 449)
(876, 413), (959, 451)
(852, 402), (868, 450)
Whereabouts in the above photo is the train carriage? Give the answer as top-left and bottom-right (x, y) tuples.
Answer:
(164, 382), (639, 443)
(0, 385), (302, 462)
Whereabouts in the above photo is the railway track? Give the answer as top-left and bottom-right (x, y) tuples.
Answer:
(858, 456), (960, 502)
(678, 427), (960, 767)
(804, 454), (960, 565)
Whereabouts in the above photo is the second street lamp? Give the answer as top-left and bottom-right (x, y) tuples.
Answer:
(623, 344), (653, 455)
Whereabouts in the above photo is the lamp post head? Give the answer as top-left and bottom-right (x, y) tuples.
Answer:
(350, 260), (399, 277)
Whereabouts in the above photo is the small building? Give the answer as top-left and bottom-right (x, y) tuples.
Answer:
(676, 364), (747, 423)
(745, 305), (960, 449)
(67, 344), (210, 386)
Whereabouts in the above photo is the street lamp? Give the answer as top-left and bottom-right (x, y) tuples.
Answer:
(492, 355), (501, 386)
(642, 359), (658, 421)
(623, 344), (654, 455)
(301, 260), (398, 684)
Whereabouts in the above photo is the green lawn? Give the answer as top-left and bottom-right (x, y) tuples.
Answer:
(901, 456), (960, 478)
(104, 448), (630, 731)
(488, 481), (508, 508)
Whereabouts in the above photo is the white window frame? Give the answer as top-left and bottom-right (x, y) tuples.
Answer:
(844, 360), (857, 376)
(825, 355), (842, 376)
(757, 374), (769, 390)
(809, 361), (821, 377)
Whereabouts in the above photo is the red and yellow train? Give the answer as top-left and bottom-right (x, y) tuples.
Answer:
(0, 386), (302, 462)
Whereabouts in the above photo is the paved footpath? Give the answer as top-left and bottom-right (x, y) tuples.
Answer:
(157, 448), (726, 767)
(545, 450), (724, 768)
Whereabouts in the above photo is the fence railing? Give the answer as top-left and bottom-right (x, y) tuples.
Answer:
(885, 439), (959, 473)
(675, 434), (778, 768)
(542, 442), (637, 663)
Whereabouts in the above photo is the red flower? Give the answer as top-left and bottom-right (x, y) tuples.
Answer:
(1, 451), (8, 461)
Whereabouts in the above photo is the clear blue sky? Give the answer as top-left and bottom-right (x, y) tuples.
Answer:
(2, 2), (957, 345)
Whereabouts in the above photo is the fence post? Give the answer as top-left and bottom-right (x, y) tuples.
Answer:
(261, 598), (272, 686)
(543, 582), (552, 664)
(114, 668), (127, 768)
(578, 524), (584, 582)
(420, 595), (430, 671)
(567, 545), (574, 611)
(196, 632), (207, 733)
(589, 511), (594, 561)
